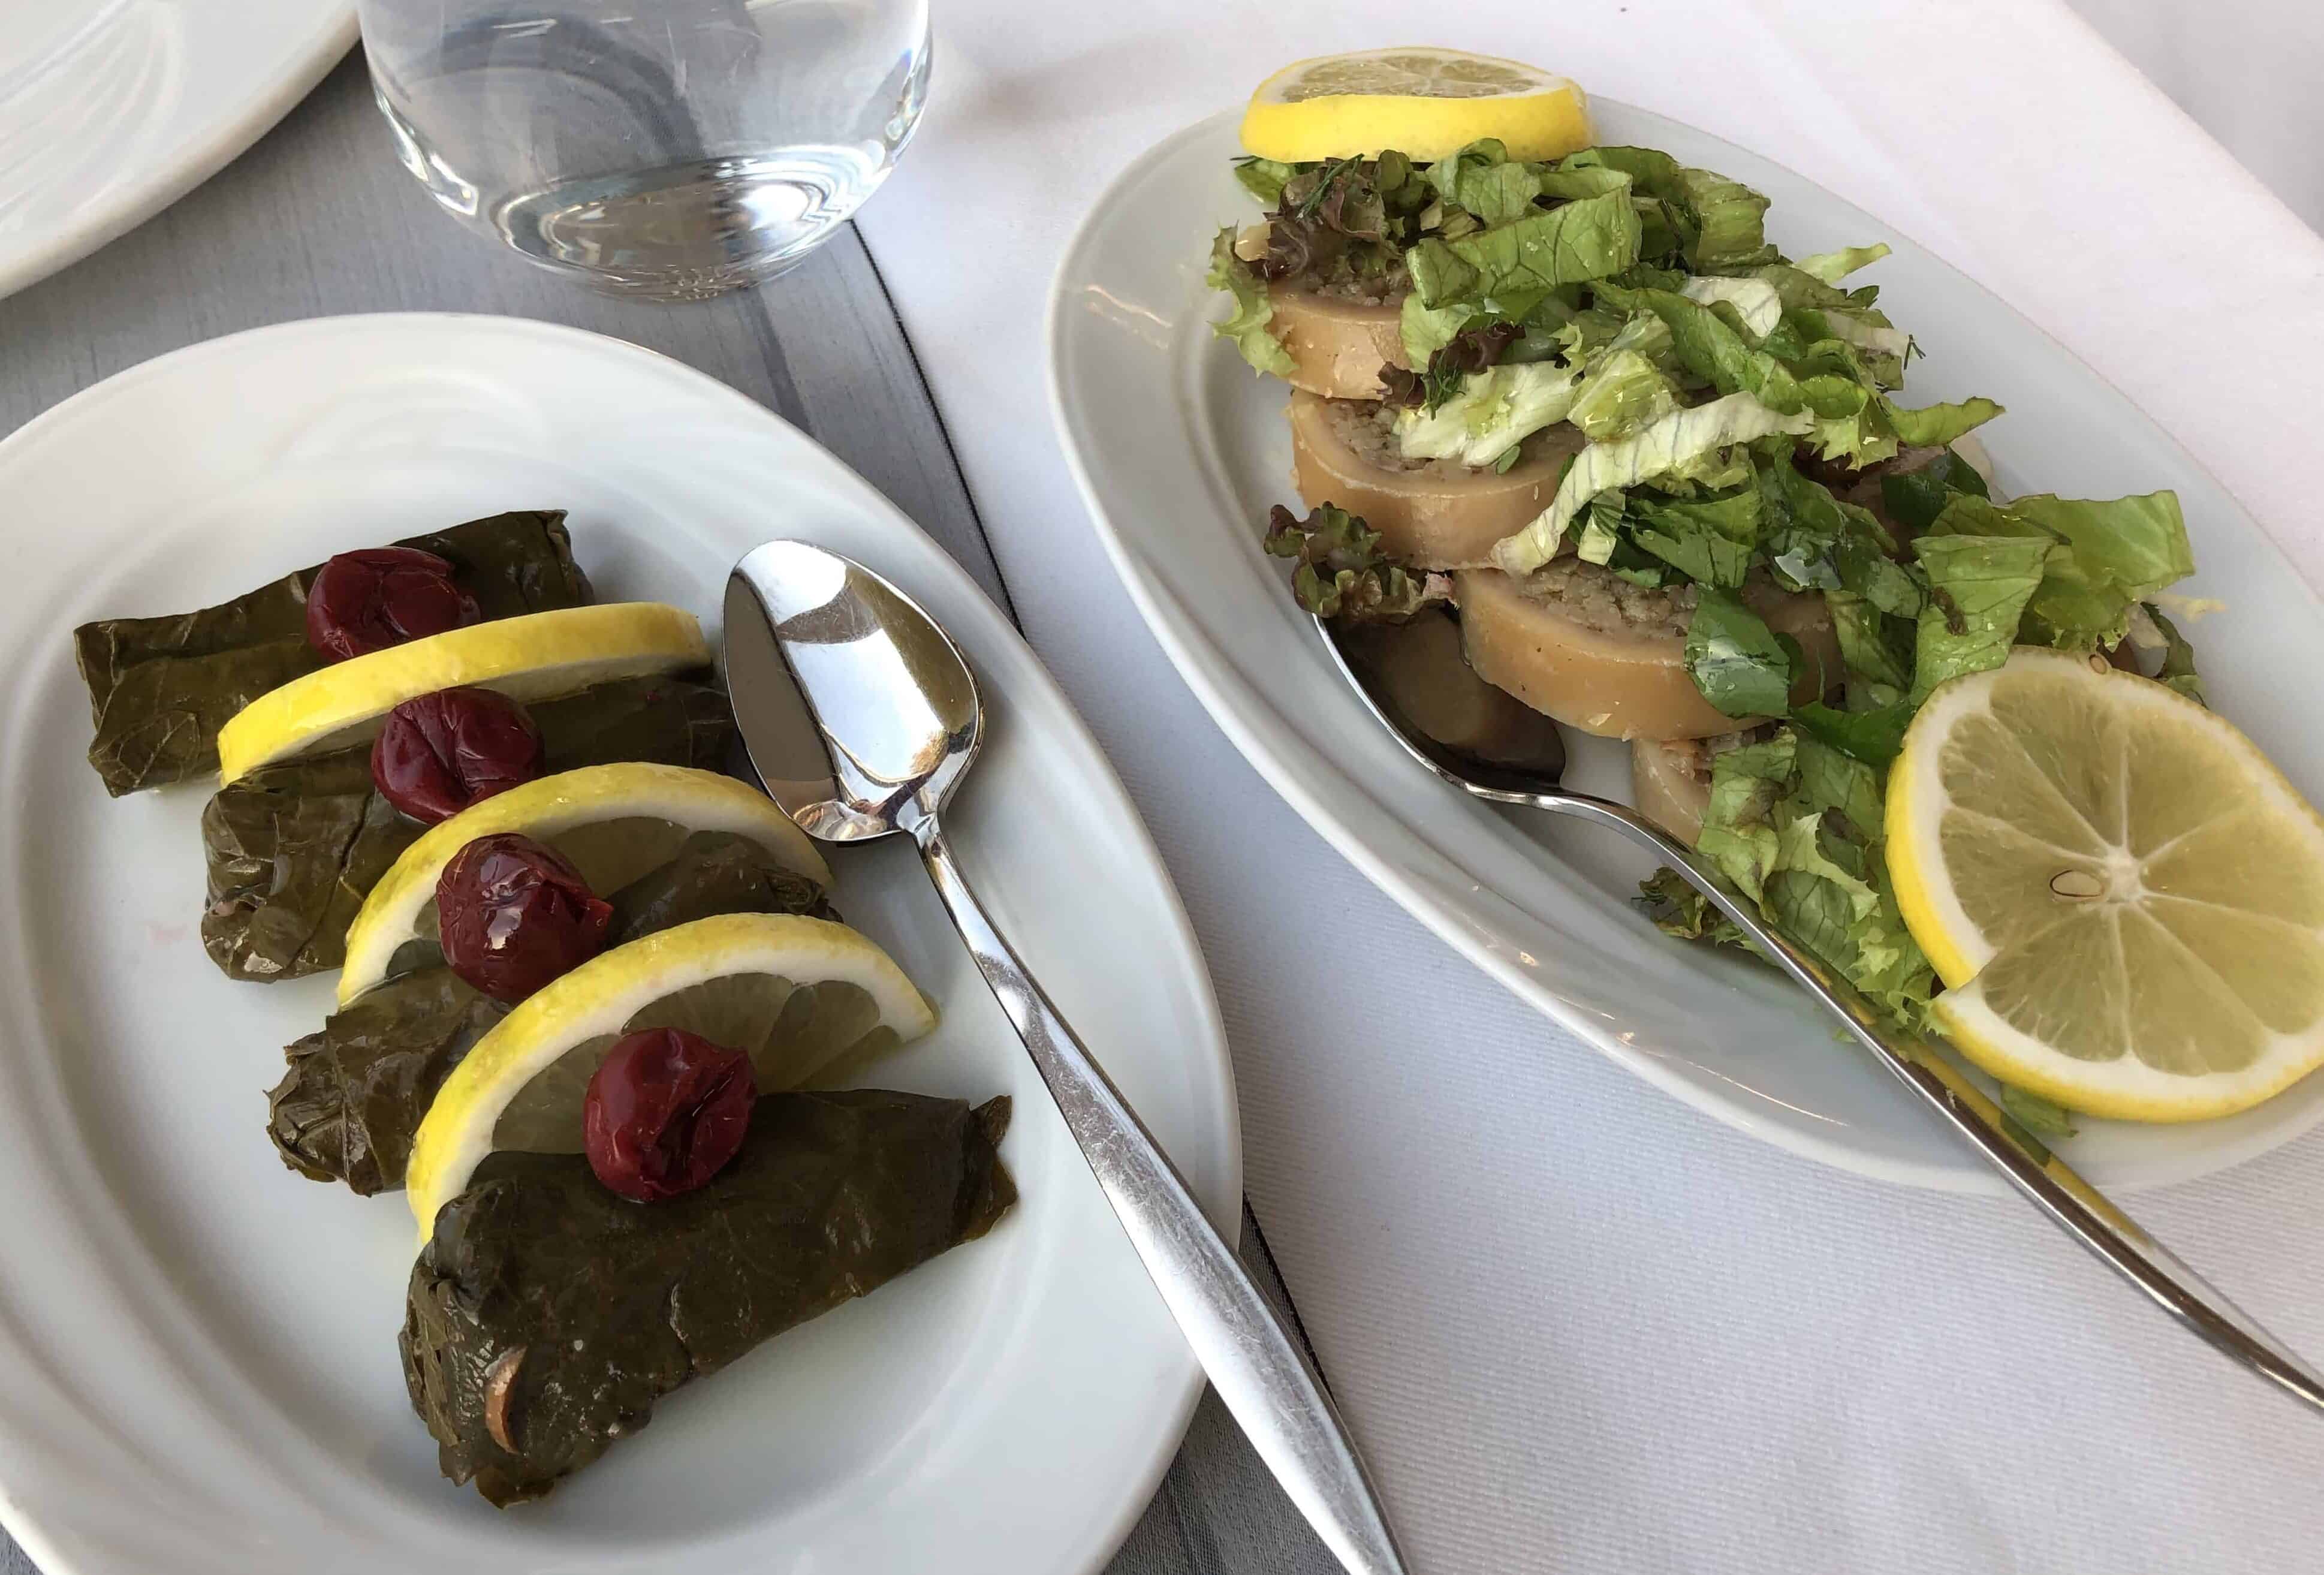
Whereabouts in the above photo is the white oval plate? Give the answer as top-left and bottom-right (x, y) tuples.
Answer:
(0, 315), (1237, 1574)
(1048, 106), (2324, 1194)
(0, 0), (353, 300)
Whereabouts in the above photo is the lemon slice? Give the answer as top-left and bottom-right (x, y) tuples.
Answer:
(405, 911), (936, 1240)
(1240, 48), (1592, 164)
(1887, 647), (2324, 1121)
(216, 603), (710, 783)
(339, 762), (830, 1005)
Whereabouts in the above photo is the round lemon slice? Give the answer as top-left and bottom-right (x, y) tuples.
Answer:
(1240, 47), (1592, 164)
(405, 911), (937, 1240)
(216, 603), (710, 783)
(339, 762), (830, 1005)
(1887, 647), (2324, 1121)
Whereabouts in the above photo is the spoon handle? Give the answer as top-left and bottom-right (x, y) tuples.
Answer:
(917, 820), (1411, 1575)
(1535, 790), (2324, 1414)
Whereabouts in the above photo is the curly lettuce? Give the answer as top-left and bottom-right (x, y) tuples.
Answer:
(1204, 228), (1295, 377)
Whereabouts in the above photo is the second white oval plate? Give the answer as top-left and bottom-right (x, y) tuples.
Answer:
(1048, 105), (2324, 1193)
(0, 0), (354, 299)
(0, 315), (1236, 1574)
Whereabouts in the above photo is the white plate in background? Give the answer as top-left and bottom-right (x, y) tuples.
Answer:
(1048, 105), (2324, 1194)
(0, 314), (1237, 1574)
(0, 0), (354, 299)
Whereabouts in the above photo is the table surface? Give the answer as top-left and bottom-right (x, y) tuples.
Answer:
(17, 7), (2324, 1573)
(0, 49), (1334, 1575)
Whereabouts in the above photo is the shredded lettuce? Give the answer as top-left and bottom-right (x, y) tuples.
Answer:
(1395, 362), (1584, 467)
(1924, 490), (2192, 650)
(1495, 393), (1814, 574)
(1406, 189), (1642, 307)
(1660, 723), (1936, 1028)
(1671, 166), (1777, 271)
(1205, 228), (1296, 377)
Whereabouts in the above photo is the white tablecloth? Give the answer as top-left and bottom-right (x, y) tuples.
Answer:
(856, 4), (2324, 1570)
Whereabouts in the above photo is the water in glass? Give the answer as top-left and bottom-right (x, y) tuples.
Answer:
(357, 0), (931, 298)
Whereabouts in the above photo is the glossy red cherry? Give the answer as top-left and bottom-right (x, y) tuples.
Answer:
(583, 1028), (758, 1201)
(371, 688), (545, 824)
(306, 547), (480, 661)
(435, 833), (612, 1002)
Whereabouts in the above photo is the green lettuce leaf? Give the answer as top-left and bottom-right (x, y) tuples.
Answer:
(1636, 868), (1759, 953)
(1694, 731), (1798, 900)
(1671, 166), (1777, 272)
(2000, 1083), (2078, 1142)
(1624, 486), (1761, 588)
(1400, 295), (1487, 365)
(1909, 532), (2054, 700)
(1565, 346), (1681, 441)
(1406, 189), (1641, 306)
(1794, 731), (1886, 837)
(1795, 243), (1891, 284)
(1686, 589), (1793, 720)
(1879, 447), (1991, 533)
(1794, 698), (1915, 768)
(1823, 591), (1913, 695)
(1678, 275), (1784, 341)
(1394, 362), (1584, 466)
(1496, 393), (1816, 572)
(1884, 394), (2003, 448)
(2144, 601), (2207, 705)
(1234, 156), (1300, 206)
(1427, 140), (1542, 225)
(1205, 228), (1297, 377)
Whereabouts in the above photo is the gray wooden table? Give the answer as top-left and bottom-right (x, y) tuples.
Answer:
(0, 50), (1336, 1575)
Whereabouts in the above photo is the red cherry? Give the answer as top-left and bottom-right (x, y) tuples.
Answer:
(371, 688), (545, 824)
(306, 547), (480, 661)
(435, 833), (611, 1002)
(583, 1028), (758, 1201)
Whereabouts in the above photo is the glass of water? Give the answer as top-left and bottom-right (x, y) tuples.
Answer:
(355, 0), (931, 298)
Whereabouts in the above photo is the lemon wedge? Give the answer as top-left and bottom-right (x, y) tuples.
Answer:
(339, 763), (830, 1005)
(1887, 647), (2324, 1121)
(1240, 47), (1592, 164)
(216, 603), (710, 783)
(404, 911), (936, 1240)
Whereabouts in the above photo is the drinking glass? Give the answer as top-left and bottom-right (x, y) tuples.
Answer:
(355, 0), (932, 299)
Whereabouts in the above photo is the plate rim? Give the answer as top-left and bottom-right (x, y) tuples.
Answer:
(0, 309), (1239, 1575)
(1045, 104), (2324, 1197)
(0, 2), (358, 301)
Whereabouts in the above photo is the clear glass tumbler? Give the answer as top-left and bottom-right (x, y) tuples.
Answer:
(355, 0), (931, 299)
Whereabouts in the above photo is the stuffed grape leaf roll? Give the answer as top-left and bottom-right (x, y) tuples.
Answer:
(203, 675), (737, 982)
(76, 510), (590, 796)
(268, 830), (834, 1193)
(400, 1089), (1015, 1505)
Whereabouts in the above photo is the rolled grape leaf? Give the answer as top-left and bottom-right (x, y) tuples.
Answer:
(203, 676), (737, 983)
(401, 1089), (1016, 1505)
(267, 830), (833, 1193)
(76, 510), (590, 796)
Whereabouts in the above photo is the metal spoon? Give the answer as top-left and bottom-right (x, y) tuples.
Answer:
(1311, 607), (2324, 1416)
(724, 542), (1410, 1575)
